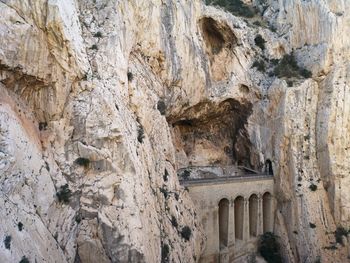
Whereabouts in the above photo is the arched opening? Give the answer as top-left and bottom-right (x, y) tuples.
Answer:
(249, 194), (258, 237)
(265, 159), (273, 175)
(234, 196), (244, 240)
(263, 192), (273, 233)
(219, 198), (229, 248)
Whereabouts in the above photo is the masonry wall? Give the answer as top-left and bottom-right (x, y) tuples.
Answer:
(184, 177), (275, 263)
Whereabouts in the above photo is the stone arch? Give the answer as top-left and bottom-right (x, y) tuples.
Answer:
(249, 194), (258, 237)
(265, 159), (273, 175)
(216, 195), (230, 205)
(234, 196), (244, 240)
(263, 192), (273, 232)
(219, 198), (230, 248)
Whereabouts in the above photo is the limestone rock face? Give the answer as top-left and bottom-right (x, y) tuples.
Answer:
(0, 0), (349, 263)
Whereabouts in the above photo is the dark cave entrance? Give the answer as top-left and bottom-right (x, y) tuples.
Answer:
(171, 99), (253, 168)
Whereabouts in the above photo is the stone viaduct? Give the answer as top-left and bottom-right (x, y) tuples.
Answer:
(180, 170), (275, 263)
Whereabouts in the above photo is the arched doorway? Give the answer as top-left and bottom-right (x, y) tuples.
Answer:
(265, 160), (273, 175)
(249, 194), (258, 237)
(263, 192), (273, 232)
(234, 196), (244, 240)
(219, 198), (229, 248)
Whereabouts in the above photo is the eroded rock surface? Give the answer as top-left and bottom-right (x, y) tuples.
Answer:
(0, 0), (349, 262)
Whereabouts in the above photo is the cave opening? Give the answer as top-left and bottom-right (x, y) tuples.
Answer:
(171, 99), (253, 170)
(199, 17), (237, 55)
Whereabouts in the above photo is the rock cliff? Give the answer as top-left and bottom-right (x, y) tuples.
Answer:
(0, 0), (349, 262)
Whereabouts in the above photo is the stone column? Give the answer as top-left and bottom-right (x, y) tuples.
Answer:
(243, 198), (250, 241)
(212, 206), (220, 255)
(228, 200), (235, 246)
(257, 195), (263, 235)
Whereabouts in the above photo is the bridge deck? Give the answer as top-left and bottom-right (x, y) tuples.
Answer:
(180, 174), (273, 186)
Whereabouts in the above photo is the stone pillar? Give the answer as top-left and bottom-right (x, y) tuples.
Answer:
(212, 206), (220, 255)
(243, 198), (250, 241)
(228, 200), (235, 246)
(257, 195), (264, 235)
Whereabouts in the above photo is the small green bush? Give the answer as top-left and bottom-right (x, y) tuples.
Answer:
(205, 0), (257, 18)
(90, 44), (98, 50)
(171, 216), (178, 228)
(18, 222), (24, 231)
(157, 100), (166, 115)
(300, 68), (312, 78)
(253, 21), (262, 27)
(309, 184), (317, 191)
(180, 170), (191, 180)
(75, 157), (90, 167)
(160, 187), (169, 199)
(56, 184), (72, 204)
(38, 122), (47, 131)
(161, 243), (170, 263)
(163, 169), (169, 182)
(4, 235), (11, 250)
(335, 226), (348, 245)
(252, 59), (266, 72)
(19, 256), (30, 263)
(94, 31), (102, 38)
(127, 71), (133, 82)
(258, 232), (282, 263)
(309, 223), (316, 229)
(254, 34), (266, 50)
(273, 53), (312, 79)
(180, 226), (192, 241)
(137, 126), (145, 143)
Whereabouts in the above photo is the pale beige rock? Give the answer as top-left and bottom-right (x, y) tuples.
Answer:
(0, 0), (350, 262)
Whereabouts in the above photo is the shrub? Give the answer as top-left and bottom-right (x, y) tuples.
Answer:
(90, 44), (98, 50)
(300, 68), (312, 78)
(160, 187), (169, 199)
(171, 216), (178, 228)
(309, 223), (316, 229)
(56, 184), (72, 204)
(94, 31), (102, 38)
(137, 126), (145, 143)
(38, 122), (47, 131)
(253, 21), (262, 27)
(19, 256), (30, 263)
(163, 169), (169, 182)
(252, 59), (266, 72)
(74, 157), (90, 167)
(4, 235), (11, 250)
(180, 170), (191, 180)
(335, 226), (348, 245)
(18, 222), (24, 231)
(309, 184), (317, 191)
(157, 100), (166, 115)
(127, 71), (133, 82)
(258, 232), (282, 263)
(205, 0), (257, 18)
(180, 226), (192, 241)
(75, 214), (82, 224)
(254, 34), (266, 50)
(273, 53), (312, 79)
(161, 243), (170, 263)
